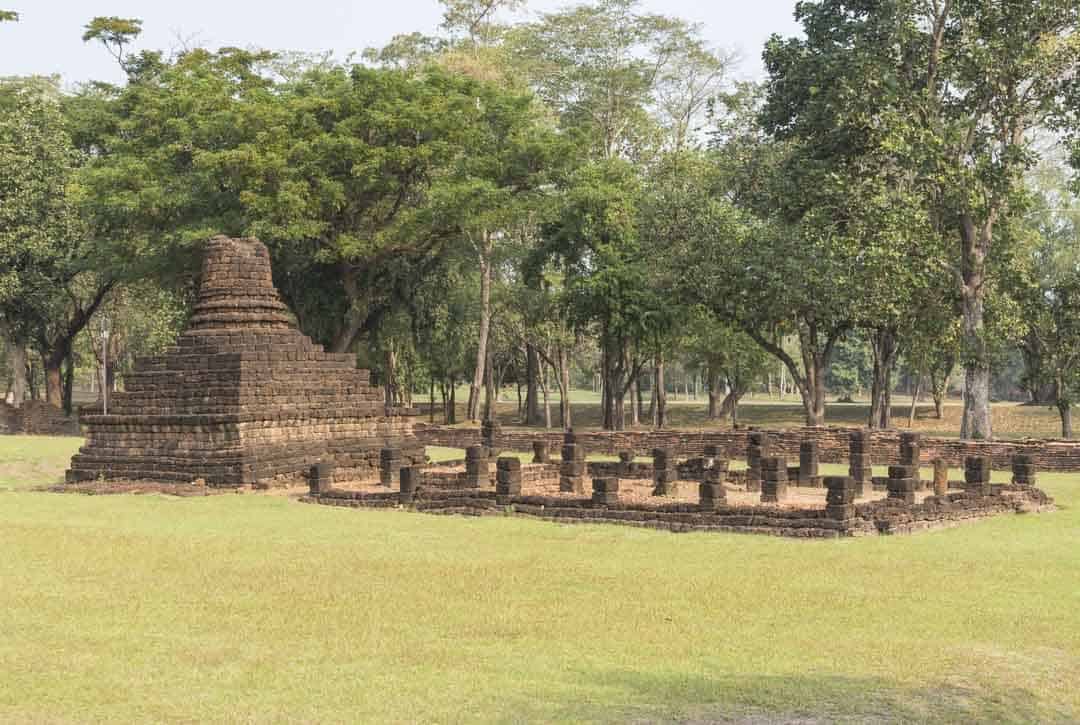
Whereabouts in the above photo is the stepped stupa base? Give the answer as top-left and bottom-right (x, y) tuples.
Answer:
(68, 236), (421, 487)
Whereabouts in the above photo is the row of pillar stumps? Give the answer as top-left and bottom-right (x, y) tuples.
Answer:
(308, 428), (1040, 520)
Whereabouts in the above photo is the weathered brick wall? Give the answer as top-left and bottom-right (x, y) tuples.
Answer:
(0, 401), (80, 436)
(304, 484), (1051, 539)
(416, 424), (1080, 472)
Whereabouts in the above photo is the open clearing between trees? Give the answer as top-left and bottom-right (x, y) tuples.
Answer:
(1, 436), (1078, 722)
(428, 395), (1072, 441)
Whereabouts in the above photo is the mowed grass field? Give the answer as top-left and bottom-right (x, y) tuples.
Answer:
(2, 436), (1079, 722)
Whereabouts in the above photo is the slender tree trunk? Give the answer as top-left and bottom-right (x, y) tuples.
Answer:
(483, 348), (496, 423)
(468, 235), (493, 421)
(654, 353), (667, 429)
(62, 351), (75, 415)
(707, 369), (721, 419)
(960, 218), (993, 440)
(540, 360), (551, 429)
(601, 345), (612, 430)
(1058, 401), (1073, 439)
(7, 338), (27, 408)
(931, 365), (948, 419)
(647, 370), (656, 421)
(608, 341), (627, 432)
(557, 346), (571, 429)
(908, 374), (923, 427)
(430, 380), (436, 423)
(525, 343), (541, 425)
(384, 347), (398, 407)
(444, 380), (453, 425)
(28, 357), (39, 401)
(881, 383), (893, 429)
(797, 328), (830, 427)
(630, 371), (639, 423)
(869, 328), (899, 429)
(44, 346), (67, 409)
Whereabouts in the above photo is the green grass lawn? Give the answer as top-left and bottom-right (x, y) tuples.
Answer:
(1, 436), (1079, 722)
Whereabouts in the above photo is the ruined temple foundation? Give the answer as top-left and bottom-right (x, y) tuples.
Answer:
(67, 236), (422, 487)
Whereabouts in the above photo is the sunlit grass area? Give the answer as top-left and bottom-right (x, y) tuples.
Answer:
(0, 436), (1078, 722)
(0, 435), (82, 491)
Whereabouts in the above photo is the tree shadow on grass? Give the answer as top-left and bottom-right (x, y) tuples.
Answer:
(538, 669), (1073, 724)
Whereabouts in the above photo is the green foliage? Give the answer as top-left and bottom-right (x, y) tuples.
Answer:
(0, 9), (17, 22)
(81, 16), (143, 66)
(826, 333), (872, 400)
(439, 0), (525, 45)
(74, 48), (548, 350)
(509, 0), (694, 160)
(0, 80), (94, 343)
(760, 0), (1080, 438)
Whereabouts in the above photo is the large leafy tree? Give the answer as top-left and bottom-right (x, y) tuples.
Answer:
(763, 0), (1080, 439)
(0, 78), (122, 410)
(539, 159), (666, 430)
(1005, 158), (1080, 436)
(510, 0), (687, 161)
(77, 46), (542, 354)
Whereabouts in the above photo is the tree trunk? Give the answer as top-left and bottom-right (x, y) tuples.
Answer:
(468, 235), (493, 421)
(483, 348), (496, 423)
(8, 340), (27, 408)
(630, 376), (640, 427)
(869, 328), (899, 429)
(601, 345), (612, 430)
(707, 369), (721, 419)
(540, 359), (551, 429)
(797, 326), (831, 427)
(1058, 400), (1073, 439)
(653, 353), (667, 429)
(558, 346), (571, 429)
(960, 218), (993, 440)
(630, 373), (639, 425)
(525, 343), (541, 426)
(384, 347), (398, 407)
(647, 371), (656, 421)
(44, 350), (64, 409)
(908, 374), (922, 427)
(63, 350), (75, 415)
(882, 384), (892, 429)
(606, 341), (627, 432)
(931, 373), (946, 420)
(28, 357), (39, 400)
(448, 380), (457, 425)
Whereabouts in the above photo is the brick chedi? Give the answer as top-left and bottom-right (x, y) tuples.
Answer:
(67, 236), (422, 486)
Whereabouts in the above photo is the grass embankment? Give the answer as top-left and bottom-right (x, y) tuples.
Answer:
(1, 436), (1078, 722)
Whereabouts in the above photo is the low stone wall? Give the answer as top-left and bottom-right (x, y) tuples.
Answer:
(302, 480), (1052, 539)
(0, 401), (80, 436)
(417, 424), (1080, 472)
(419, 463), (561, 492)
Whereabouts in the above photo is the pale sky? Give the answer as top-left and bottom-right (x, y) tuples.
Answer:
(0, 0), (802, 85)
